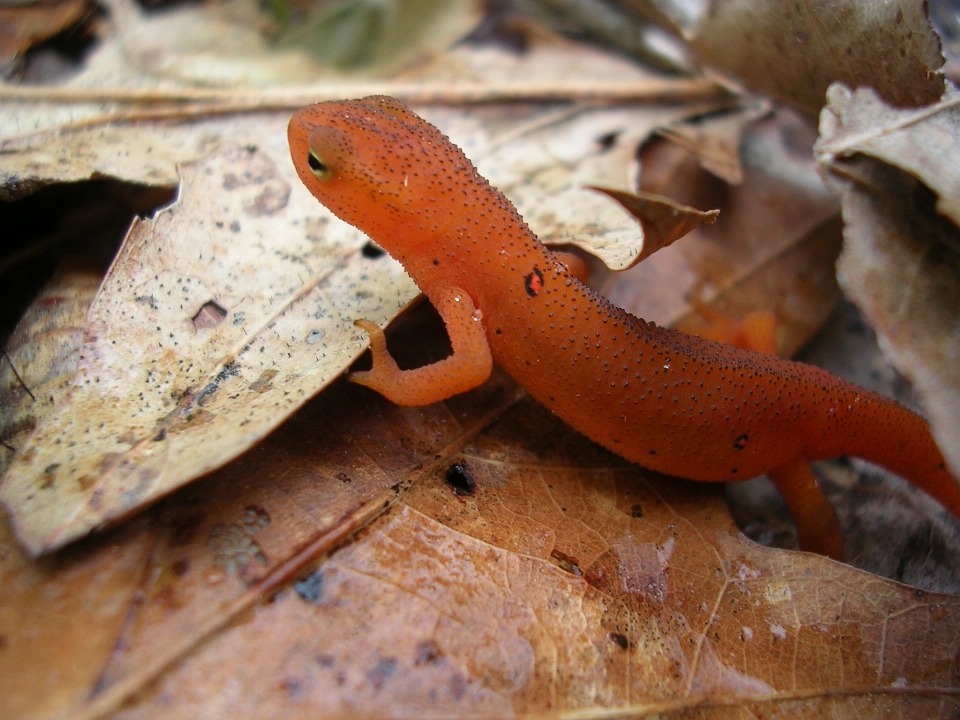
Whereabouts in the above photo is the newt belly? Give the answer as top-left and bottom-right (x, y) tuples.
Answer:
(288, 95), (960, 559)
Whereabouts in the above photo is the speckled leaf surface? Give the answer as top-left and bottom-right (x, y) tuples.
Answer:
(1, 142), (417, 554)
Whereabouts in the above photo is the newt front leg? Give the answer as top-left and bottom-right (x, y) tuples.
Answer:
(350, 286), (493, 406)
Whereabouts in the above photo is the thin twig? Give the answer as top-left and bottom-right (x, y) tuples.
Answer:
(0, 78), (726, 107)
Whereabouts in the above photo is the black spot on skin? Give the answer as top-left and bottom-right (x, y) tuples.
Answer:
(362, 241), (386, 258)
(630, 504), (643, 518)
(524, 268), (544, 297)
(153, 429), (166, 442)
(445, 462), (475, 495)
(432, 258), (440, 265)
(649, 449), (657, 456)
(733, 433), (748, 450)
(610, 632), (629, 650)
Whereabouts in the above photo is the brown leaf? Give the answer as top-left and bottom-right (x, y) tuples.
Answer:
(599, 108), (840, 341)
(8, 360), (956, 718)
(587, 186), (719, 266)
(0, 304), (524, 719)
(0, 0), (93, 74)
(816, 83), (960, 478)
(654, 100), (773, 184)
(688, 0), (944, 116)
(672, 215), (844, 358)
(0, 513), (154, 720)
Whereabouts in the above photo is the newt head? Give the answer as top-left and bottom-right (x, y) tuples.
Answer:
(288, 95), (477, 258)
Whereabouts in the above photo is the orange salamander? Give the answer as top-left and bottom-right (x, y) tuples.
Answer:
(288, 96), (960, 560)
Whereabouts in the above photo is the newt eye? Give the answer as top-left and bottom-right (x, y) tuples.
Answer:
(307, 149), (333, 181)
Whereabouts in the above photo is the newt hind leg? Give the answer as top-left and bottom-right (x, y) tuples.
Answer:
(688, 301), (843, 560)
(768, 459), (844, 560)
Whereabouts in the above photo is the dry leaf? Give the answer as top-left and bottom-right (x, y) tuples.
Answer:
(654, 99), (773, 184)
(1, 143), (417, 554)
(0, 0), (93, 76)
(0, 304), (524, 720)
(0, 257), (102, 476)
(816, 83), (960, 478)
(587, 186), (719, 266)
(688, 0), (945, 115)
(672, 216), (844, 358)
(5, 338), (959, 718)
(600, 107), (840, 340)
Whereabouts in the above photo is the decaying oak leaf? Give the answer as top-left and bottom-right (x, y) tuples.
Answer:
(0, 257), (102, 477)
(600, 107), (840, 343)
(687, 0), (944, 116)
(587, 185), (719, 266)
(0, 304), (524, 720)
(653, 99), (773, 185)
(0, 143), (418, 555)
(0, 319), (518, 719)
(37, 382), (960, 719)
(0, 510), (155, 720)
(816, 83), (960, 480)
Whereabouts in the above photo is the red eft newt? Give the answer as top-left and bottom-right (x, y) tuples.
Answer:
(288, 96), (960, 560)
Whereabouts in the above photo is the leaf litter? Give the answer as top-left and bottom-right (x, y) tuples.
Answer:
(8, 365), (957, 719)
(2, 0), (960, 717)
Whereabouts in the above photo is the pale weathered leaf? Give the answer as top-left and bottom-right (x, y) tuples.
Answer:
(816, 83), (960, 478)
(654, 99), (773, 184)
(1, 143), (417, 554)
(0, 258), (102, 477)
